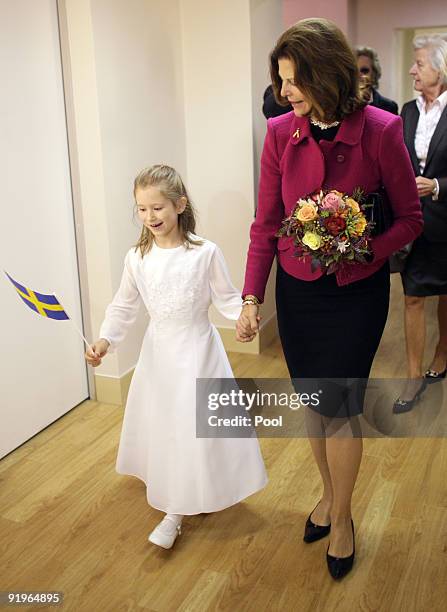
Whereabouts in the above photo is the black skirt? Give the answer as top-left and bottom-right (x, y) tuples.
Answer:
(401, 235), (447, 297)
(276, 262), (390, 417)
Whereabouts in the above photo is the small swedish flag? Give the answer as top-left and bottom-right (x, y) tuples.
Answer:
(5, 272), (69, 321)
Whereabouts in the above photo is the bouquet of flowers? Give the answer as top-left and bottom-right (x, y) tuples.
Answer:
(276, 188), (373, 274)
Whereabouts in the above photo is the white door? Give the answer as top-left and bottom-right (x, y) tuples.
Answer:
(0, 0), (89, 458)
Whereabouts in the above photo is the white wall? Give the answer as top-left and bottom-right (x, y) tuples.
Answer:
(180, 0), (259, 327)
(250, 0), (283, 202)
(63, 0), (186, 378)
(250, 0), (284, 323)
(90, 0), (187, 372)
(90, 0), (187, 289)
(61, 0), (115, 380)
(63, 0), (282, 385)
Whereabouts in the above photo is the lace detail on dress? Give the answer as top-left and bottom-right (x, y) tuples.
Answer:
(141, 266), (203, 333)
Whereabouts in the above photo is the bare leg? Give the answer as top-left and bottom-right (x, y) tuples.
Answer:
(307, 438), (333, 525)
(398, 295), (426, 401)
(305, 408), (333, 525)
(404, 295), (426, 378)
(428, 296), (447, 372)
(326, 434), (363, 558)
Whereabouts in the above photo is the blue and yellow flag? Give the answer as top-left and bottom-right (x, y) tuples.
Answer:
(5, 272), (69, 321)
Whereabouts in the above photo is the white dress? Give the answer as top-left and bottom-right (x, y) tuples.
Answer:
(99, 236), (267, 514)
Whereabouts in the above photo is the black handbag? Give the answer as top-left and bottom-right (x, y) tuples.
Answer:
(364, 188), (393, 236)
(364, 187), (412, 273)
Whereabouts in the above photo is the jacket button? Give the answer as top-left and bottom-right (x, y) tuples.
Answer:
(336, 154), (345, 162)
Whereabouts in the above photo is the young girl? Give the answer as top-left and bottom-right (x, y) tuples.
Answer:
(85, 164), (267, 549)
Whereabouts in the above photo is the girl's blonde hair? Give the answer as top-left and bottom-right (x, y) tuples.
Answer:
(133, 164), (203, 257)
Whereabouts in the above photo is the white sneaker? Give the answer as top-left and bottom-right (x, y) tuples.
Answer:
(148, 516), (182, 549)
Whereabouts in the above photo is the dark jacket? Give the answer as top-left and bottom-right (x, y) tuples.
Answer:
(262, 85), (292, 119)
(371, 89), (399, 115)
(401, 99), (447, 242)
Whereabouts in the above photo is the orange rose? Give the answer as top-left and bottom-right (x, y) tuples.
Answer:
(296, 203), (317, 222)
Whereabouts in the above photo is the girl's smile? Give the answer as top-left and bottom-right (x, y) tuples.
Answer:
(135, 186), (186, 247)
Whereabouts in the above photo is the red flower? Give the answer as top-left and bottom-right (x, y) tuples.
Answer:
(324, 216), (346, 236)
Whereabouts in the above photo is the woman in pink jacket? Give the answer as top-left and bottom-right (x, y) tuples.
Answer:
(237, 18), (422, 580)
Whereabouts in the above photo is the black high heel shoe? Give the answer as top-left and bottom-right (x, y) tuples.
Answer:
(424, 366), (447, 384)
(393, 378), (427, 414)
(303, 503), (331, 543)
(326, 520), (355, 580)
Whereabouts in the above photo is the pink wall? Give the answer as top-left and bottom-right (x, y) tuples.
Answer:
(282, 0), (447, 104)
(282, 0), (350, 36)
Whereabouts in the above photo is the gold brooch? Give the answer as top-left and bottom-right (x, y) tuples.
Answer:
(293, 128), (300, 139)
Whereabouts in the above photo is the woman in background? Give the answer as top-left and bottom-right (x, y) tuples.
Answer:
(395, 34), (447, 412)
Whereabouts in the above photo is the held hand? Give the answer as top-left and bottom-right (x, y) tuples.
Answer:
(85, 338), (110, 367)
(415, 176), (436, 198)
(236, 304), (262, 343)
(236, 318), (257, 342)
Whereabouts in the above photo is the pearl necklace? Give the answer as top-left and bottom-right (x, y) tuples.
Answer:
(310, 117), (340, 129)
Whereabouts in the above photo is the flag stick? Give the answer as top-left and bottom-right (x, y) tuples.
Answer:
(53, 292), (94, 354)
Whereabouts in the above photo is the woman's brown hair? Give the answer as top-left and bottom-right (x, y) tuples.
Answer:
(270, 18), (368, 122)
(133, 164), (203, 257)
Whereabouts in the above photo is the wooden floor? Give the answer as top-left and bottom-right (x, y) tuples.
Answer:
(1, 276), (447, 612)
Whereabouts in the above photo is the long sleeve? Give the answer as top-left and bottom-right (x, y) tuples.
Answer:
(243, 119), (285, 301)
(438, 176), (447, 201)
(209, 245), (242, 321)
(371, 115), (423, 260)
(99, 251), (142, 349)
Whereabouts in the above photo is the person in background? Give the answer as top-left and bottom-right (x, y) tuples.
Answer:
(262, 84), (292, 118)
(394, 34), (447, 412)
(354, 46), (398, 114)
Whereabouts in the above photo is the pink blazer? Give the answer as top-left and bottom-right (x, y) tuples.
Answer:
(242, 105), (423, 301)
